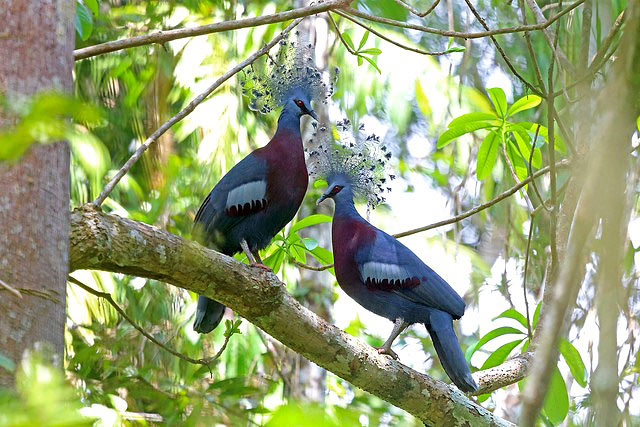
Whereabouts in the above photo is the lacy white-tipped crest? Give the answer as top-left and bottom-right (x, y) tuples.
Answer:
(307, 119), (394, 209)
(241, 33), (337, 114)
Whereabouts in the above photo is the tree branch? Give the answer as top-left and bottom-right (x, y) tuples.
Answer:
(391, 0), (441, 18)
(92, 19), (302, 207)
(74, 0), (352, 60)
(342, 0), (585, 39)
(69, 204), (514, 426)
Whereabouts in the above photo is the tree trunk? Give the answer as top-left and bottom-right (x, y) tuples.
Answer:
(0, 0), (74, 386)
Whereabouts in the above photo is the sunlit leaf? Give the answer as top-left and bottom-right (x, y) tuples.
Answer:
(448, 112), (498, 128)
(415, 79), (431, 119)
(487, 88), (507, 117)
(359, 48), (381, 55)
(358, 30), (369, 50)
(476, 130), (500, 180)
(342, 32), (355, 51)
(493, 308), (529, 331)
(532, 301), (542, 330)
(465, 327), (526, 362)
(559, 339), (587, 387)
(507, 95), (542, 116)
(290, 214), (332, 234)
(481, 339), (524, 370)
(437, 122), (493, 148)
(363, 56), (381, 73)
(543, 367), (569, 424)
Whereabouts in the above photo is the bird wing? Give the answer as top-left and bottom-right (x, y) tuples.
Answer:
(354, 230), (465, 319)
(194, 153), (269, 243)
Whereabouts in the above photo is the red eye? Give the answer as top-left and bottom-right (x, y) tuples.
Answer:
(295, 100), (304, 108)
(332, 185), (342, 193)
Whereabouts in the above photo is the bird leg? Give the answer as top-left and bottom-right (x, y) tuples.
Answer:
(240, 239), (271, 272)
(375, 318), (409, 360)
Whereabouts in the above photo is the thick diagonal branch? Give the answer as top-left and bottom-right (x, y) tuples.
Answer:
(69, 205), (513, 426)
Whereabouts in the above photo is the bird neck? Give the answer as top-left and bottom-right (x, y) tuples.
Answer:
(333, 190), (362, 220)
(276, 107), (302, 134)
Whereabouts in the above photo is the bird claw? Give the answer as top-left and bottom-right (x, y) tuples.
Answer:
(375, 346), (399, 360)
(250, 262), (272, 272)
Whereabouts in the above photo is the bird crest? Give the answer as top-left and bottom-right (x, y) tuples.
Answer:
(307, 118), (394, 209)
(241, 32), (337, 114)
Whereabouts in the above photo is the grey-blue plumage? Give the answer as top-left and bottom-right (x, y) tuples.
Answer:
(192, 89), (316, 333)
(318, 178), (477, 392)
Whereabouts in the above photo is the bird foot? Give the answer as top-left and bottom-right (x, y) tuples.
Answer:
(375, 346), (399, 360)
(250, 262), (272, 272)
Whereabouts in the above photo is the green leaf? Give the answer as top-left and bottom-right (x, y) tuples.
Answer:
(511, 129), (542, 169)
(532, 301), (542, 330)
(357, 55), (363, 66)
(465, 327), (526, 362)
(507, 95), (542, 116)
(308, 247), (333, 265)
(290, 214), (332, 234)
(75, 1), (93, 40)
(493, 309), (529, 331)
(448, 112), (498, 128)
(438, 122), (493, 148)
(415, 79), (431, 119)
(301, 238), (318, 251)
(476, 131), (500, 180)
(342, 32), (355, 51)
(481, 339), (524, 370)
(517, 122), (567, 154)
(363, 56), (381, 73)
(358, 30), (369, 50)
(543, 367), (569, 424)
(82, 0), (98, 15)
(444, 46), (466, 53)
(559, 339), (587, 387)
(487, 88), (507, 118)
(359, 48), (382, 55)
(637, 115), (640, 132)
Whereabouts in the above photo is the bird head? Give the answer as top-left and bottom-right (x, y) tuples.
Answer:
(285, 88), (318, 121)
(317, 174), (351, 205)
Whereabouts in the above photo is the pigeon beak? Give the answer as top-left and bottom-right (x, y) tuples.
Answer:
(316, 194), (328, 205)
(308, 110), (319, 121)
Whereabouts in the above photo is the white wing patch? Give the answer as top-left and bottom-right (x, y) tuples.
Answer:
(360, 262), (410, 283)
(226, 180), (267, 211)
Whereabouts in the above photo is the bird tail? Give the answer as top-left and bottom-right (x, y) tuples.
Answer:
(425, 310), (477, 393)
(193, 295), (226, 334)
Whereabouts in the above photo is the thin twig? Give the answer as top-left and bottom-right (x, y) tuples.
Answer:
(464, 0), (542, 95)
(68, 276), (231, 369)
(93, 19), (303, 207)
(522, 215), (535, 339)
(524, 0), (576, 74)
(519, 0), (547, 93)
(392, 0), (442, 17)
(343, 0), (586, 39)
(547, 42), (559, 282)
(292, 259), (332, 271)
(589, 9), (626, 70)
(294, 160), (570, 272)
(0, 278), (22, 298)
(328, 13), (356, 54)
(501, 138), (535, 211)
(334, 10), (452, 56)
(74, 0), (350, 60)
(528, 124), (552, 211)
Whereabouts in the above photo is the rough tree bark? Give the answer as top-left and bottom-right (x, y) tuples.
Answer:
(0, 0), (74, 386)
(69, 205), (515, 426)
